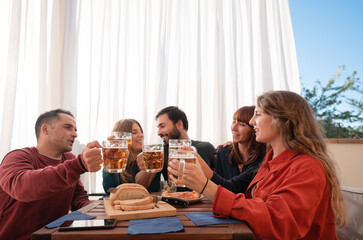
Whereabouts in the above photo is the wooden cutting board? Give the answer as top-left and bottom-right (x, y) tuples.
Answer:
(104, 198), (176, 221)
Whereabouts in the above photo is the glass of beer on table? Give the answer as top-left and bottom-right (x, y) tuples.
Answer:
(168, 139), (197, 187)
(142, 144), (164, 173)
(102, 139), (129, 173)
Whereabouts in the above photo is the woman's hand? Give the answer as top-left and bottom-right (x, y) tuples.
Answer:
(106, 135), (116, 140)
(135, 151), (157, 188)
(168, 159), (218, 202)
(168, 159), (207, 193)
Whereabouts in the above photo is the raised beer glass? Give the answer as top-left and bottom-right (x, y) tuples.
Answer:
(112, 131), (132, 149)
(168, 139), (196, 187)
(142, 144), (164, 173)
(102, 139), (129, 173)
(177, 146), (197, 186)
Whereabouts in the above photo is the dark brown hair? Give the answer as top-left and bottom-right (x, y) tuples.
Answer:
(229, 106), (266, 166)
(35, 109), (73, 140)
(155, 106), (188, 130)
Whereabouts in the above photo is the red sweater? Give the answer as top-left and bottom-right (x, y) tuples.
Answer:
(0, 147), (90, 240)
(213, 149), (337, 239)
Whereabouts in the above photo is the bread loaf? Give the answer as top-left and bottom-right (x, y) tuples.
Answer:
(110, 183), (155, 211)
(110, 183), (149, 205)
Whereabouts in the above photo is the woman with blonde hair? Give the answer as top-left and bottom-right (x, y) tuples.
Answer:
(102, 119), (148, 192)
(169, 90), (345, 239)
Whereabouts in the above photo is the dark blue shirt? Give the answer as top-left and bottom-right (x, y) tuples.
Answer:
(212, 145), (265, 194)
(161, 140), (216, 182)
(215, 145), (240, 180)
(102, 161), (161, 194)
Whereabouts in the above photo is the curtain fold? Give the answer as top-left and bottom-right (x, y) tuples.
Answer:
(0, 0), (21, 158)
(0, 0), (300, 193)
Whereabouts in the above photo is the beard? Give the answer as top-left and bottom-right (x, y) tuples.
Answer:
(161, 125), (181, 145)
(169, 125), (181, 139)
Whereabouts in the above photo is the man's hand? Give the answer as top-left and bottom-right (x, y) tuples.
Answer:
(216, 141), (232, 150)
(81, 141), (103, 172)
(136, 152), (146, 170)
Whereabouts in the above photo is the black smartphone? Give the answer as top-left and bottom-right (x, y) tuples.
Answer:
(58, 219), (117, 231)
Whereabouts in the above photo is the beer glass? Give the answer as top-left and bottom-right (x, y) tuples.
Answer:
(142, 144), (164, 173)
(176, 146), (197, 187)
(102, 139), (129, 173)
(112, 131), (132, 149)
(168, 139), (196, 187)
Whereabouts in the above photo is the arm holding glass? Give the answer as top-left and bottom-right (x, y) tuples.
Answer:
(168, 157), (218, 202)
(135, 145), (163, 189)
(196, 154), (213, 179)
(82, 141), (103, 172)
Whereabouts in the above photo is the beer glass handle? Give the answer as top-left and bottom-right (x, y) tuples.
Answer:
(190, 146), (197, 156)
(178, 159), (185, 179)
(99, 147), (104, 162)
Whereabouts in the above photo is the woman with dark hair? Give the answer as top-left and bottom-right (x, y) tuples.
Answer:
(198, 106), (266, 194)
(102, 119), (152, 193)
(169, 91), (346, 239)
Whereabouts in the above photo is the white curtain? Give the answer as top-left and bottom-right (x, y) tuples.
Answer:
(0, 0), (300, 193)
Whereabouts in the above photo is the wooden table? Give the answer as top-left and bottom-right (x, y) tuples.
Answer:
(32, 197), (254, 240)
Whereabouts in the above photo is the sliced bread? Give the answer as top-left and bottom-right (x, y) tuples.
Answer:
(120, 203), (155, 211)
(114, 196), (153, 206)
(110, 183), (150, 205)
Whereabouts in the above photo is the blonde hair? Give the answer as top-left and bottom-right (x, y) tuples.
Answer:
(257, 90), (346, 227)
(112, 119), (143, 183)
(112, 119), (142, 134)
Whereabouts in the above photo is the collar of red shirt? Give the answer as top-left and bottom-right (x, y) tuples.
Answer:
(264, 148), (300, 173)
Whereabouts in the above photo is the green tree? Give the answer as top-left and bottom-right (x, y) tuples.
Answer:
(302, 66), (363, 138)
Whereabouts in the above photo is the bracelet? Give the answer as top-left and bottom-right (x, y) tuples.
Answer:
(199, 179), (209, 195)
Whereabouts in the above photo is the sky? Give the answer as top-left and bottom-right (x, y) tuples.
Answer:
(289, 0), (363, 94)
(289, 0), (363, 128)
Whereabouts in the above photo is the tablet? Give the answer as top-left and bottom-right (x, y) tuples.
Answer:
(58, 219), (117, 231)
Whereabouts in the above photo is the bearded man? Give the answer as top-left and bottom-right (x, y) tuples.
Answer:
(135, 106), (216, 191)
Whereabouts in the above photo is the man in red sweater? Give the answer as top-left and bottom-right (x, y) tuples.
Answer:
(0, 109), (103, 240)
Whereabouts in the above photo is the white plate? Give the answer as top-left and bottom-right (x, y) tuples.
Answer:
(161, 191), (203, 204)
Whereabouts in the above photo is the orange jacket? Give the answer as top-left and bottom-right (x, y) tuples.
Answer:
(213, 149), (337, 239)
